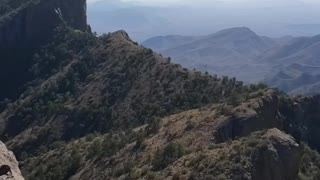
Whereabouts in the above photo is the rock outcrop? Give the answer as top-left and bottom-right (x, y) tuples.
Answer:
(251, 128), (301, 180)
(0, 141), (23, 180)
(215, 90), (283, 143)
(61, 97), (303, 180)
(291, 95), (320, 150)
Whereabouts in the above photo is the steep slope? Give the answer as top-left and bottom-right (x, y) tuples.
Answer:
(20, 90), (320, 180)
(0, 21), (261, 179)
(0, 0), (87, 50)
(0, 0), (88, 100)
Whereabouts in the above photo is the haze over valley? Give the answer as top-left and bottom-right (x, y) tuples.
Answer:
(88, 0), (320, 41)
(87, 0), (320, 95)
(142, 27), (320, 95)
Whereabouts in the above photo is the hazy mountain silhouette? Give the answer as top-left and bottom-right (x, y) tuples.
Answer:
(143, 27), (320, 94)
(143, 27), (279, 82)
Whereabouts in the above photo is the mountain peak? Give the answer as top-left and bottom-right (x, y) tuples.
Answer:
(112, 30), (130, 39)
(214, 27), (257, 37)
(108, 30), (137, 45)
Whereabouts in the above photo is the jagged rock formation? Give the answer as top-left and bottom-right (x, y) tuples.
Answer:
(0, 141), (23, 180)
(286, 95), (320, 149)
(215, 90), (283, 143)
(251, 128), (301, 180)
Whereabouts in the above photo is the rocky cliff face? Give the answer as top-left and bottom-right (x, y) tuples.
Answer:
(214, 90), (283, 143)
(0, 141), (23, 180)
(252, 128), (301, 180)
(0, 0), (87, 49)
(0, 0), (88, 100)
(285, 95), (320, 150)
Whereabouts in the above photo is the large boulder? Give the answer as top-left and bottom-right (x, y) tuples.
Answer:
(251, 128), (301, 180)
(0, 141), (24, 180)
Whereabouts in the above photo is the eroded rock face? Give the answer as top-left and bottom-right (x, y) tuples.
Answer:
(280, 95), (320, 150)
(0, 141), (24, 180)
(252, 128), (301, 180)
(0, 0), (87, 49)
(298, 96), (320, 150)
(215, 90), (283, 143)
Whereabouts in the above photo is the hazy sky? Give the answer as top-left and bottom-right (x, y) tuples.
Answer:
(88, 0), (320, 6)
(87, 0), (320, 41)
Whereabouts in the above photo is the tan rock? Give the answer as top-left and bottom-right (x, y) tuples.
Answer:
(0, 142), (24, 180)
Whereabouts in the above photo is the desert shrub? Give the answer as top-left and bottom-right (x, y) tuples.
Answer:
(152, 143), (185, 170)
(146, 117), (161, 135)
(298, 145), (320, 180)
(216, 104), (233, 116)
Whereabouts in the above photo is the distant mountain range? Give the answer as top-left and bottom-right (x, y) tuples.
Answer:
(142, 27), (320, 95)
(87, 0), (320, 41)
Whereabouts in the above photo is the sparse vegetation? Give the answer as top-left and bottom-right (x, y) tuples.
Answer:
(298, 144), (320, 180)
(152, 143), (185, 170)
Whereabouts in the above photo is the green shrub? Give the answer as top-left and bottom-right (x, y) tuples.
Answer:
(152, 143), (185, 170)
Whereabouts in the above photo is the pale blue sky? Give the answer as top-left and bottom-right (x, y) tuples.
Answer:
(88, 0), (320, 6)
(87, 0), (320, 41)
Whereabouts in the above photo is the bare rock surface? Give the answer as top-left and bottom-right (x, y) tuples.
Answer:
(0, 141), (24, 180)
